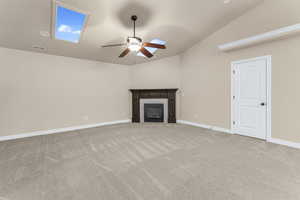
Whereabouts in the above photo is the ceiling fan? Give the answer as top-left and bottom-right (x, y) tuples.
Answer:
(101, 15), (166, 58)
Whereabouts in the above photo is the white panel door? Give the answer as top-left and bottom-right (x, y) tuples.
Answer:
(232, 58), (267, 139)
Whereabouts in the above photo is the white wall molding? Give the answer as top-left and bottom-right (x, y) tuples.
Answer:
(212, 126), (233, 134)
(2, 119), (299, 150)
(0, 119), (131, 142)
(177, 120), (232, 134)
(218, 24), (300, 51)
(178, 120), (300, 150)
(267, 138), (300, 150)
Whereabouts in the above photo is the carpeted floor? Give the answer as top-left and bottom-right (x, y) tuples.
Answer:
(0, 123), (300, 200)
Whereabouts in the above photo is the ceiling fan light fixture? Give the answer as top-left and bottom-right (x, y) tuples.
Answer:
(127, 37), (142, 52)
(128, 43), (141, 52)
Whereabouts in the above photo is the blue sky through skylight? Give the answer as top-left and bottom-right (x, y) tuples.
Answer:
(55, 6), (87, 43)
(137, 39), (166, 57)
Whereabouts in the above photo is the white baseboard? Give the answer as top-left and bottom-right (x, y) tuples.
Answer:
(212, 126), (233, 134)
(2, 119), (299, 150)
(177, 120), (300, 150)
(267, 138), (300, 149)
(0, 119), (131, 142)
(177, 120), (232, 134)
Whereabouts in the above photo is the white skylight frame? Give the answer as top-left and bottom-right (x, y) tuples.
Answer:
(51, 0), (90, 44)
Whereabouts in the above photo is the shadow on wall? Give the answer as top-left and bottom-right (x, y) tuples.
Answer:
(144, 25), (195, 55)
(116, 1), (153, 29)
(69, 0), (107, 27)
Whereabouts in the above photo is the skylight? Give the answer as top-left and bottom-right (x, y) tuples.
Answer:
(137, 39), (166, 57)
(54, 3), (88, 43)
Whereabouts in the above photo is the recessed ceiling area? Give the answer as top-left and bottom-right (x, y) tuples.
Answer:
(0, 0), (263, 65)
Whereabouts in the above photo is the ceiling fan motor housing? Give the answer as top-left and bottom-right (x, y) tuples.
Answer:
(127, 37), (142, 43)
(131, 15), (138, 21)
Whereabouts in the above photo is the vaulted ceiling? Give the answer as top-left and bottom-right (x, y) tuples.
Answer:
(0, 0), (263, 65)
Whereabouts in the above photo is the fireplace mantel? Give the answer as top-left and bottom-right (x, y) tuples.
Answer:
(129, 89), (178, 123)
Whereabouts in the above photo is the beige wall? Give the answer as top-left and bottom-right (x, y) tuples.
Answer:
(0, 47), (130, 137)
(130, 56), (181, 119)
(130, 56), (181, 89)
(2, 0), (300, 144)
(0, 48), (180, 137)
(180, 0), (300, 142)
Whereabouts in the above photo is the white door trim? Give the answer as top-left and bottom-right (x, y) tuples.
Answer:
(231, 55), (272, 140)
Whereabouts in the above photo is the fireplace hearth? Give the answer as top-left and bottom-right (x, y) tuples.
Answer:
(130, 89), (178, 123)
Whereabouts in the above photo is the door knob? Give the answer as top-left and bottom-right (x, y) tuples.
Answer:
(260, 102), (266, 106)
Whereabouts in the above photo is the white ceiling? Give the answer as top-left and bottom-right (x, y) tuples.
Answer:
(0, 0), (263, 65)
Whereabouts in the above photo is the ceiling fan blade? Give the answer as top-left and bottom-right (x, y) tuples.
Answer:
(140, 47), (153, 58)
(119, 48), (130, 58)
(102, 43), (126, 48)
(143, 42), (166, 49)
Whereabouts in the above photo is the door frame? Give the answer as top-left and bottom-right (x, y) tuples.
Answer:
(231, 55), (272, 140)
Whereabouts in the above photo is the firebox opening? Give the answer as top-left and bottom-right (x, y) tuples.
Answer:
(144, 104), (164, 122)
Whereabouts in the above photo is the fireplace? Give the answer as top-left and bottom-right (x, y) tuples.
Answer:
(140, 98), (168, 123)
(144, 104), (164, 122)
(130, 89), (178, 123)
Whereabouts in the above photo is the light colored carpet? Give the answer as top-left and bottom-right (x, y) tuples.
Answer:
(0, 123), (300, 200)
